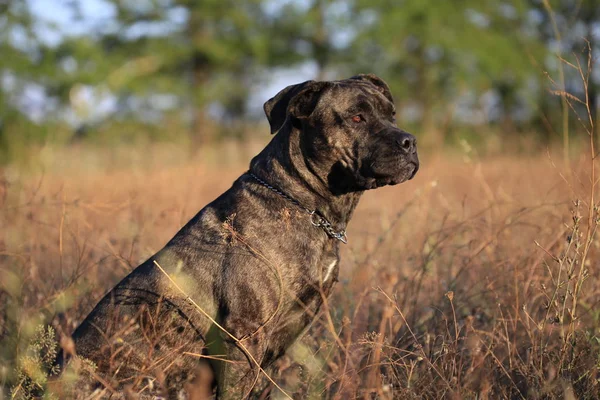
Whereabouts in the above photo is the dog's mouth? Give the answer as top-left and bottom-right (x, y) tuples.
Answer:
(368, 160), (419, 187)
(336, 155), (420, 192)
(390, 162), (418, 185)
(407, 162), (419, 180)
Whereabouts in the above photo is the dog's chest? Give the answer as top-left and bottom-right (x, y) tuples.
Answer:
(323, 258), (338, 283)
(318, 249), (338, 285)
(316, 240), (340, 292)
(288, 239), (340, 303)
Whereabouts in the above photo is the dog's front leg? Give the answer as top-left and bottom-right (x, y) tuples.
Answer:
(210, 332), (266, 399)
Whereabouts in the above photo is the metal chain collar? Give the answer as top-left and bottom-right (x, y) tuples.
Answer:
(249, 173), (348, 244)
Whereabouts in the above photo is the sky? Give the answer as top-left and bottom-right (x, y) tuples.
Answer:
(29, 0), (116, 45)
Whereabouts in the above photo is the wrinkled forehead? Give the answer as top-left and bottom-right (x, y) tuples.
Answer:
(317, 80), (395, 115)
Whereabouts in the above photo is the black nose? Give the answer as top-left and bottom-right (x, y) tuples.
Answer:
(397, 132), (417, 154)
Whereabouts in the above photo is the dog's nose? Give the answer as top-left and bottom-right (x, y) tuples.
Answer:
(397, 132), (417, 154)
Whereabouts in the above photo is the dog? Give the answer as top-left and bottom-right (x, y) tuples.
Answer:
(65, 74), (419, 398)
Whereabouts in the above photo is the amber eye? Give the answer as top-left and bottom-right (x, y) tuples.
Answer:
(351, 115), (363, 123)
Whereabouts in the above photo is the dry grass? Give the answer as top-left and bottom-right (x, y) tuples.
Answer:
(1, 140), (599, 399)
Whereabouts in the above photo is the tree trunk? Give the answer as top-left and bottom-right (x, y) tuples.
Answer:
(187, 8), (212, 154)
(312, 0), (328, 81)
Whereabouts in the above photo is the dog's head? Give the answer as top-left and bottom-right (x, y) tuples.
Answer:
(264, 74), (419, 193)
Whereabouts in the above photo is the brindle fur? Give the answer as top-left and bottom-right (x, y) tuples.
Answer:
(66, 74), (419, 398)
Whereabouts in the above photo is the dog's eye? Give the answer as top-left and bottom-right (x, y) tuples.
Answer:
(351, 115), (364, 123)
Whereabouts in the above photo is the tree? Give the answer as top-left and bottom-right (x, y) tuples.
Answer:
(95, 0), (310, 147)
(349, 0), (547, 146)
(528, 0), (599, 148)
(0, 1), (75, 160)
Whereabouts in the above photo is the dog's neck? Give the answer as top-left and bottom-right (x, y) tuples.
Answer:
(249, 126), (363, 230)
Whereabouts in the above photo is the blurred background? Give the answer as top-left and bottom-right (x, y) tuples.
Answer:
(1, 0), (598, 164)
(3, 2), (600, 398)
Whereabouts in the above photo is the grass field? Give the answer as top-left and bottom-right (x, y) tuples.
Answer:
(1, 141), (599, 399)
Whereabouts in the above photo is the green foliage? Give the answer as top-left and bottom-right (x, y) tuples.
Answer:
(11, 326), (59, 400)
(350, 0), (549, 141)
(0, 0), (598, 159)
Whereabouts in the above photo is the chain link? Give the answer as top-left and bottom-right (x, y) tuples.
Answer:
(249, 173), (348, 244)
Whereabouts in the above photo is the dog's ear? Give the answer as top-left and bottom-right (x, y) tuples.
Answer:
(350, 74), (394, 104)
(264, 81), (330, 134)
(264, 81), (314, 134)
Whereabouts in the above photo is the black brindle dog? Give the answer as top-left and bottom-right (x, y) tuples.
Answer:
(65, 74), (419, 398)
